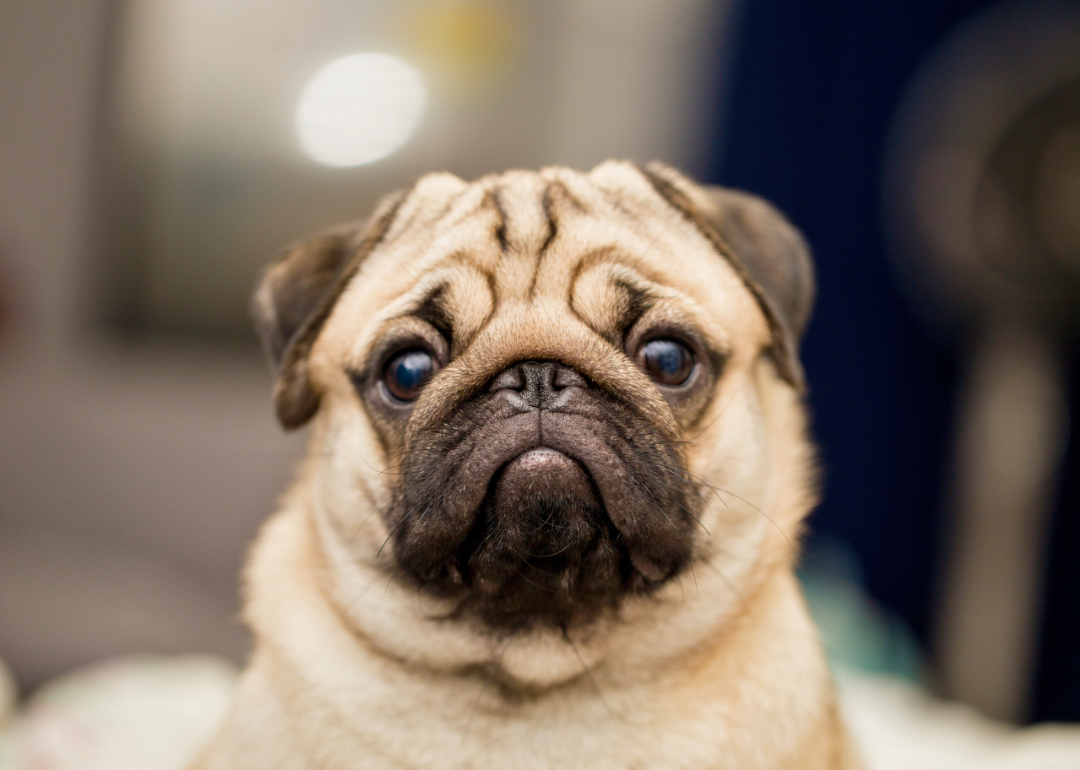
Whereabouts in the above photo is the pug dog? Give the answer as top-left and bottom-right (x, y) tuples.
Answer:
(193, 161), (859, 769)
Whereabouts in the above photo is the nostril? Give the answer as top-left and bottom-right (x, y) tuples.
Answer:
(488, 366), (525, 392)
(552, 366), (587, 390)
(487, 360), (588, 406)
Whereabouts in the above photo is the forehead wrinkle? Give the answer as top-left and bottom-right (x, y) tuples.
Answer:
(508, 199), (687, 334)
(567, 257), (732, 354)
(519, 203), (603, 304)
(431, 181), (501, 238)
(579, 164), (697, 256)
(484, 186), (509, 253)
(381, 172), (469, 244)
(553, 198), (763, 340)
(492, 173), (555, 259)
(324, 265), (445, 375)
(347, 203), (503, 348)
(369, 263), (496, 357)
(568, 250), (671, 302)
(397, 169), (614, 308)
(401, 201), (505, 281)
(544, 166), (658, 228)
(573, 275), (653, 345)
(435, 262), (496, 351)
(366, 186), (496, 294)
(525, 179), (591, 299)
(588, 160), (673, 212)
(568, 260), (646, 327)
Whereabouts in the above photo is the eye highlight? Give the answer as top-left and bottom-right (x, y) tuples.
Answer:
(384, 349), (437, 402)
(638, 339), (694, 386)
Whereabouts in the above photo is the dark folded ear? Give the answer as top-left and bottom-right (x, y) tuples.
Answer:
(640, 162), (815, 392)
(251, 190), (407, 429)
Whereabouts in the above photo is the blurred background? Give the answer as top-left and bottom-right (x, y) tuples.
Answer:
(0, 0), (1077, 727)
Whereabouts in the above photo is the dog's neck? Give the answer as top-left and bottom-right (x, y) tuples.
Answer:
(223, 498), (845, 770)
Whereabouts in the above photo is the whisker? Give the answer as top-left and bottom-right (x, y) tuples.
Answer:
(350, 507), (381, 542)
(656, 465), (790, 545)
(644, 471), (712, 536)
(514, 565), (562, 593)
(375, 513), (410, 558)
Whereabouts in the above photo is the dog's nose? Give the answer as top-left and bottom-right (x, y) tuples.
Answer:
(488, 360), (588, 410)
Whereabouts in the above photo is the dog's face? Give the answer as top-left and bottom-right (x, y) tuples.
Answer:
(253, 162), (816, 681)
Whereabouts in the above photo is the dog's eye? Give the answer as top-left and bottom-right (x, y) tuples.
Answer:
(384, 349), (437, 402)
(638, 339), (694, 386)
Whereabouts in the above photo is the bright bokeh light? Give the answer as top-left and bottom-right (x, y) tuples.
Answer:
(296, 53), (426, 167)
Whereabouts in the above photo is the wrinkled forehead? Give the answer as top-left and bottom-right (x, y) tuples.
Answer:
(321, 162), (766, 361)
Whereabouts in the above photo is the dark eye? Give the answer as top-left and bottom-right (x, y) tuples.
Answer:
(638, 339), (694, 386)
(384, 349), (437, 402)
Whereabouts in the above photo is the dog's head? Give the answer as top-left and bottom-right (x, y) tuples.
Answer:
(252, 162), (816, 677)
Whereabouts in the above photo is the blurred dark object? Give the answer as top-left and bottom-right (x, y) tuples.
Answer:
(1039, 359), (1080, 723)
(886, 0), (1080, 722)
(708, 0), (1080, 723)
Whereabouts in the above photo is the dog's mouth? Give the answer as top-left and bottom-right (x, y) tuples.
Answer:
(387, 361), (696, 631)
(454, 446), (622, 629)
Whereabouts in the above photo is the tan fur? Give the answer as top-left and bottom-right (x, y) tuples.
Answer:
(193, 162), (862, 769)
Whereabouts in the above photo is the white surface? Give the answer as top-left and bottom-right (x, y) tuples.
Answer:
(0, 656), (236, 770)
(841, 670), (1080, 770)
(2, 657), (1079, 770)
